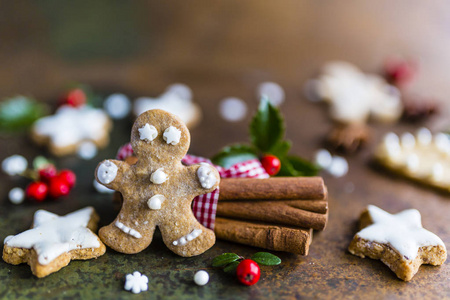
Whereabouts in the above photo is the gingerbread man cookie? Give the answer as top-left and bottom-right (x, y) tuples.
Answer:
(95, 109), (220, 257)
(2, 207), (106, 278)
(348, 205), (447, 281)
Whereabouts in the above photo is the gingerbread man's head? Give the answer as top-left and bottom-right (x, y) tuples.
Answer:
(131, 109), (190, 168)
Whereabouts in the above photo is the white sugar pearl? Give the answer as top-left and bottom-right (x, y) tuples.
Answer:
(77, 141), (98, 160)
(104, 93), (131, 119)
(314, 149), (333, 169)
(416, 128), (432, 145)
(219, 97), (248, 122)
(327, 156), (348, 177)
(194, 270), (209, 286)
(165, 83), (192, 101)
(2, 155), (27, 176)
(257, 82), (285, 106)
(8, 187), (24, 204)
(401, 133), (416, 149)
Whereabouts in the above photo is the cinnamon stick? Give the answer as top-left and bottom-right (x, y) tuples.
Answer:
(217, 200), (328, 230)
(219, 177), (327, 201)
(214, 217), (313, 255)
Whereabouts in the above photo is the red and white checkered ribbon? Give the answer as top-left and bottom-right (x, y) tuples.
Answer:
(116, 143), (269, 229)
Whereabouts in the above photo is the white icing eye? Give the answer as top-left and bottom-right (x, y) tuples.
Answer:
(197, 163), (217, 189)
(97, 160), (118, 184)
(147, 194), (165, 210)
(163, 126), (181, 145)
(138, 124), (158, 142)
(150, 168), (167, 184)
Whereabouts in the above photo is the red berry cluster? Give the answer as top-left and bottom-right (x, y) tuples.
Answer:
(60, 88), (87, 107)
(26, 165), (76, 202)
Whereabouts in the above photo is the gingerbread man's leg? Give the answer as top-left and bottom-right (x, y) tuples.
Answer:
(159, 213), (215, 257)
(99, 200), (157, 254)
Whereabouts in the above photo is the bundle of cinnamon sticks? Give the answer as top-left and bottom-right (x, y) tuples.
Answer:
(215, 177), (328, 255)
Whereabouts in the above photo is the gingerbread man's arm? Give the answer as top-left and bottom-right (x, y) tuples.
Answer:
(95, 159), (129, 192)
(185, 163), (220, 195)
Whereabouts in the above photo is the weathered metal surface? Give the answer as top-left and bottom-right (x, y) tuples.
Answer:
(1, 98), (449, 299)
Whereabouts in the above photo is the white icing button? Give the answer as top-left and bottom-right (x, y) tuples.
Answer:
(97, 160), (118, 184)
(417, 128), (432, 145)
(2, 155), (28, 176)
(401, 133), (416, 149)
(147, 195), (165, 210)
(150, 168), (168, 184)
(197, 163), (217, 189)
(257, 82), (285, 107)
(194, 270), (209, 286)
(104, 93), (131, 120)
(77, 141), (98, 160)
(314, 149), (333, 169)
(138, 123), (158, 142)
(8, 187), (25, 205)
(163, 126), (181, 145)
(219, 97), (248, 122)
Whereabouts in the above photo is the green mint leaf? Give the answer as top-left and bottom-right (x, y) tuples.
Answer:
(211, 144), (258, 168)
(0, 96), (48, 132)
(250, 96), (284, 152)
(212, 253), (240, 267)
(270, 140), (292, 158)
(223, 261), (240, 274)
(251, 252), (282, 266)
(277, 156), (319, 177)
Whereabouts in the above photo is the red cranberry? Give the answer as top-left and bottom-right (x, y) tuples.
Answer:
(48, 176), (71, 198)
(26, 182), (48, 202)
(58, 169), (76, 188)
(260, 154), (281, 176)
(236, 259), (261, 286)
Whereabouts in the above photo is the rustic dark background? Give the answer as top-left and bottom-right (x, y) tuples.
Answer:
(0, 1), (449, 298)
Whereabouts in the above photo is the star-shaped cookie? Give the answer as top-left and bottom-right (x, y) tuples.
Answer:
(2, 207), (106, 278)
(348, 205), (447, 281)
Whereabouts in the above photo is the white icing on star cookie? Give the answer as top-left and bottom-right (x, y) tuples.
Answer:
(197, 163), (217, 189)
(133, 84), (201, 128)
(356, 205), (445, 260)
(172, 229), (202, 246)
(312, 61), (403, 124)
(97, 160), (118, 184)
(3, 207), (101, 265)
(150, 168), (167, 184)
(138, 123), (158, 142)
(115, 221), (142, 239)
(33, 105), (110, 149)
(163, 126), (181, 145)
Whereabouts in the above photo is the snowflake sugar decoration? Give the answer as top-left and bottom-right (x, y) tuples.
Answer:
(124, 271), (148, 294)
